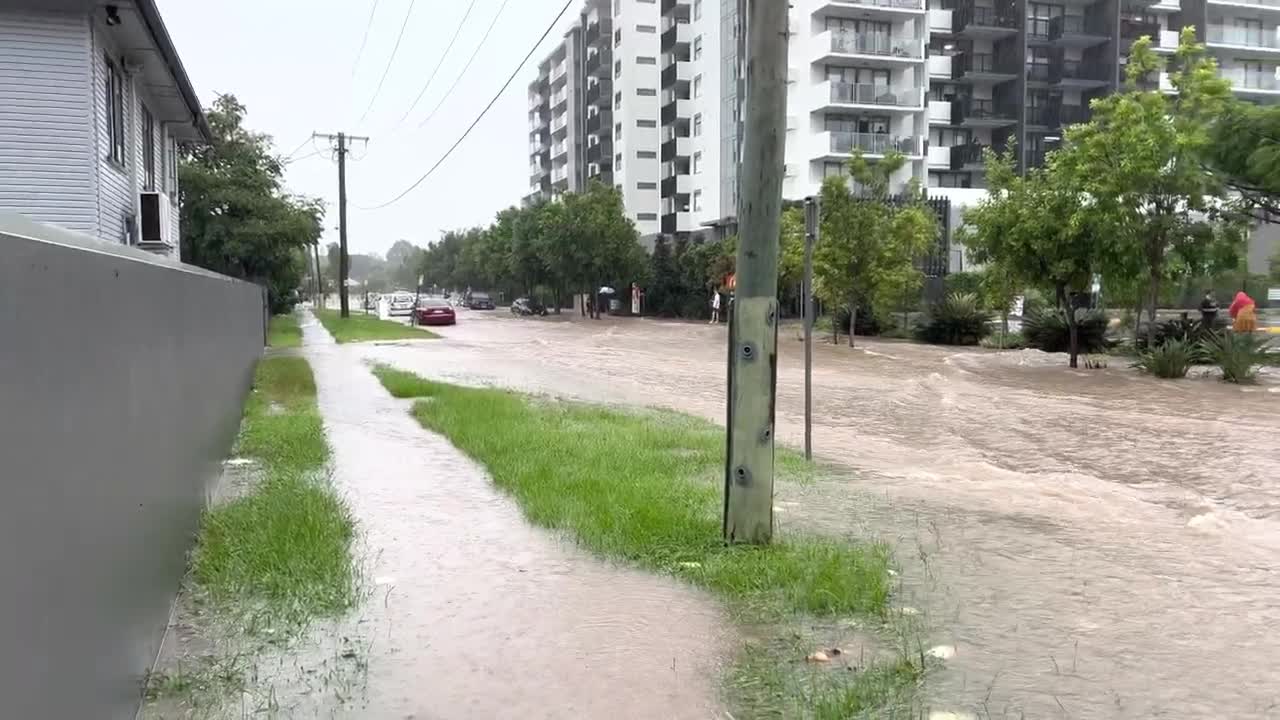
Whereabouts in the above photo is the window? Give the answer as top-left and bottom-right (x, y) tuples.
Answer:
(637, 56), (657, 65)
(693, 36), (703, 61)
(615, 59), (622, 78)
(693, 74), (703, 97)
(638, 212), (658, 221)
(638, 0), (655, 3)
(693, 113), (703, 136)
(614, 0), (621, 14)
(615, 90), (622, 109)
(615, 28), (622, 46)
(142, 107), (156, 190)
(693, 151), (703, 174)
(694, 0), (702, 20)
(105, 55), (125, 165)
(637, 150), (657, 159)
(638, 181), (658, 189)
(823, 161), (849, 178)
(637, 24), (656, 33)
(165, 137), (177, 194)
(929, 82), (960, 101)
(637, 88), (657, 96)
(616, 122), (623, 138)
(616, 152), (623, 169)
(929, 171), (972, 188)
(934, 127), (971, 146)
(1238, 58), (1267, 87)
(693, 190), (703, 211)
(637, 119), (657, 128)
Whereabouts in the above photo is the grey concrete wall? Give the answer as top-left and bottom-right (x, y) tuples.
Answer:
(0, 213), (264, 719)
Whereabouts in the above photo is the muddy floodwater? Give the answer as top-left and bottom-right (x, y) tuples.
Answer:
(355, 310), (1280, 720)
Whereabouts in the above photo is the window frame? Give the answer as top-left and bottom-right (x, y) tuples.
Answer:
(142, 106), (156, 191)
(105, 55), (126, 166)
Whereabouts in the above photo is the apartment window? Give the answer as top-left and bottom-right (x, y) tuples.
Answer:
(637, 24), (656, 33)
(929, 171), (972, 189)
(638, 212), (658, 221)
(693, 36), (703, 61)
(637, 88), (657, 96)
(825, 115), (889, 134)
(616, 122), (623, 138)
(638, 181), (658, 189)
(827, 65), (890, 88)
(693, 151), (703, 174)
(1237, 58), (1267, 87)
(638, 0), (655, 3)
(637, 119), (657, 128)
(1026, 3), (1062, 39)
(929, 82), (960, 101)
(693, 74), (703, 97)
(693, 190), (703, 212)
(637, 150), (657, 159)
(616, 152), (623, 169)
(637, 56), (657, 65)
(826, 17), (891, 39)
(615, 90), (623, 109)
(823, 162), (849, 178)
(142, 107), (156, 190)
(105, 55), (125, 165)
(615, 28), (622, 46)
(693, 113), (703, 136)
(615, 59), (622, 78)
(935, 127), (971, 146)
(694, 0), (702, 20)
(614, 0), (621, 15)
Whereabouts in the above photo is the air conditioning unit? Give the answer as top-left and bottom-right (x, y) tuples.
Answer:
(138, 191), (172, 249)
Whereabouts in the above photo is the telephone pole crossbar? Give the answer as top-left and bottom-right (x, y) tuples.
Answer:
(313, 131), (369, 318)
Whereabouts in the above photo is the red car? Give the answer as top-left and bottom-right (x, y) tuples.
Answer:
(414, 298), (456, 326)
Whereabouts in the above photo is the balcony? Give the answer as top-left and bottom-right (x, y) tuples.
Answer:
(1208, 0), (1280, 10)
(527, 94), (543, 111)
(661, 20), (693, 50)
(928, 54), (952, 77)
(529, 161), (547, 181)
(585, 110), (610, 135)
(928, 98), (953, 123)
(1050, 102), (1091, 126)
(586, 48), (609, 77)
(551, 61), (568, 85)
(951, 97), (1016, 127)
(551, 166), (569, 184)
(817, 30), (922, 66)
(1026, 62), (1051, 84)
(1222, 68), (1280, 93)
(824, 80), (923, 109)
(1120, 17), (1161, 47)
(928, 143), (951, 167)
(660, 211), (697, 234)
(551, 140), (568, 159)
(551, 88), (569, 109)
(551, 114), (568, 134)
(1026, 17), (1052, 44)
(661, 60), (694, 88)
(586, 82), (601, 106)
(814, 0), (926, 20)
(953, 3), (1019, 37)
(529, 139), (546, 156)
(661, 135), (693, 162)
(951, 52), (1019, 82)
(661, 96), (694, 124)
(821, 131), (920, 157)
(1050, 58), (1112, 88)
(949, 141), (1006, 169)
(1206, 24), (1280, 52)
(661, 0), (691, 15)
(1049, 15), (1111, 47)
(586, 139), (613, 163)
(659, 173), (695, 196)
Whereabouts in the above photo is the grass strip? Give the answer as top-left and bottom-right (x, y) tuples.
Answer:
(371, 364), (923, 717)
(190, 356), (357, 627)
(315, 309), (438, 343)
(267, 313), (302, 348)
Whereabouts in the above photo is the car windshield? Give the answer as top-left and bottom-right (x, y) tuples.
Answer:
(421, 299), (448, 308)
(472, 293), (491, 301)
(393, 294), (412, 303)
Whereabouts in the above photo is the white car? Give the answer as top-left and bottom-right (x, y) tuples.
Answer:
(388, 293), (415, 316)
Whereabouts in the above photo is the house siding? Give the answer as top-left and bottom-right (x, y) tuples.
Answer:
(92, 25), (135, 246)
(0, 10), (96, 235)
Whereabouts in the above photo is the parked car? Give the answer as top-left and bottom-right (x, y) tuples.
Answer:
(414, 298), (457, 326)
(511, 297), (548, 316)
(364, 293), (381, 311)
(467, 292), (495, 310)
(389, 292), (415, 316)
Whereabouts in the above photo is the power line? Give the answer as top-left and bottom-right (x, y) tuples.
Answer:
(360, 0), (575, 211)
(397, 0), (483, 126)
(351, 0), (381, 77)
(357, 0), (417, 125)
(417, 0), (513, 130)
(283, 148), (332, 166)
(282, 136), (313, 160)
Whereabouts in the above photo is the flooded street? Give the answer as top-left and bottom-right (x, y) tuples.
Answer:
(299, 313), (730, 719)
(357, 310), (1280, 719)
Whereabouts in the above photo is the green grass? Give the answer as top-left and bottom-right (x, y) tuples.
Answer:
(189, 356), (357, 628)
(370, 364), (921, 717)
(267, 313), (302, 348)
(315, 309), (438, 343)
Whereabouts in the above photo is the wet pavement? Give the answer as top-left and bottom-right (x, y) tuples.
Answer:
(297, 312), (729, 719)
(353, 308), (1280, 720)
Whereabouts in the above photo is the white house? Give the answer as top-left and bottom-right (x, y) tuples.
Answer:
(0, 0), (210, 260)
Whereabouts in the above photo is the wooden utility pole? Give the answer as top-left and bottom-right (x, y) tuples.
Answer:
(723, 0), (789, 545)
(803, 196), (818, 461)
(313, 131), (369, 318)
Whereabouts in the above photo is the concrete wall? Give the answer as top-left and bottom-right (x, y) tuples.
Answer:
(0, 213), (264, 719)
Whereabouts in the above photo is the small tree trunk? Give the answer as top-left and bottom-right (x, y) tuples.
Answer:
(1000, 311), (1009, 349)
(1145, 275), (1161, 347)
(848, 302), (857, 348)
(1068, 308), (1080, 369)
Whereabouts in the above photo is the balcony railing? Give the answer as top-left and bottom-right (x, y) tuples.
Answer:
(1120, 17), (1161, 42)
(1050, 58), (1112, 83)
(951, 97), (1016, 123)
(950, 142), (987, 168)
(1207, 24), (1280, 48)
(829, 30), (921, 58)
(551, 114), (568, 132)
(953, 4), (1018, 31)
(829, 81), (922, 106)
(1053, 102), (1091, 126)
(829, 132), (918, 155)
(1026, 17), (1051, 42)
(1048, 14), (1109, 41)
(1026, 62), (1051, 82)
(1222, 68), (1280, 90)
(827, 0), (925, 9)
(952, 51), (1018, 78)
(551, 166), (569, 183)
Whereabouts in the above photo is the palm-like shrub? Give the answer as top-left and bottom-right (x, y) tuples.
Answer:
(914, 293), (991, 346)
(1022, 308), (1110, 354)
(1134, 339), (1194, 379)
(1204, 332), (1274, 384)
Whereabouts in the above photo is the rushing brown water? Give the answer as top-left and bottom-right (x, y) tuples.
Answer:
(299, 314), (729, 719)
(357, 309), (1280, 720)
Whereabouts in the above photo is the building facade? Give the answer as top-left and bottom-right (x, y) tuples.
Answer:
(0, 0), (210, 260)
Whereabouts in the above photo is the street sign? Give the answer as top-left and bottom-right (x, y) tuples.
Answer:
(1268, 287), (1280, 302)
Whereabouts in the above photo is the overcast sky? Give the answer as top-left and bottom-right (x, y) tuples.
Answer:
(161, 0), (576, 258)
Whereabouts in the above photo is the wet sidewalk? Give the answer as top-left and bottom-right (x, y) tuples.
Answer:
(299, 312), (730, 718)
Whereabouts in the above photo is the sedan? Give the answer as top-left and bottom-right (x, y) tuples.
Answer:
(389, 293), (415, 316)
(511, 297), (548, 316)
(414, 299), (456, 326)
(467, 292), (495, 310)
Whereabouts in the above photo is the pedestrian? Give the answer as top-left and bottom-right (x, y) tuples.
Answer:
(1199, 290), (1219, 327)
(1229, 291), (1258, 333)
(710, 289), (722, 324)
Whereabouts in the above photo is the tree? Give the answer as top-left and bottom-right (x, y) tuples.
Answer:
(961, 148), (1103, 367)
(1053, 29), (1243, 344)
(179, 95), (324, 313)
(1205, 99), (1280, 218)
(778, 208), (805, 312)
(813, 151), (936, 347)
(646, 236), (680, 316)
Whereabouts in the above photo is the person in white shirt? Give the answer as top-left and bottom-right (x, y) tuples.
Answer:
(710, 290), (722, 324)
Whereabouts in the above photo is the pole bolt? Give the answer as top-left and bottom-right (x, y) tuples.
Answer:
(741, 343), (756, 361)
(759, 426), (772, 443)
(734, 466), (750, 486)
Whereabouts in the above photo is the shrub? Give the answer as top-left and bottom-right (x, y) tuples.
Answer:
(1134, 339), (1194, 379)
(979, 331), (1026, 350)
(832, 305), (885, 337)
(1137, 316), (1227, 362)
(914, 293), (991, 346)
(1204, 332), (1274, 384)
(1022, 308), (1110, 354)
(944, 271), (984, 301)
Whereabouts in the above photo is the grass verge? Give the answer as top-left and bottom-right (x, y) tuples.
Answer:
(267, 313), (302, 348)
(370, 364), (923, 717)
(190, 355), (357, 628)
(315, 309), (438, 343)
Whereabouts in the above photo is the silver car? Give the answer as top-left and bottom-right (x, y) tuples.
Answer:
(389, 293), (415, 316)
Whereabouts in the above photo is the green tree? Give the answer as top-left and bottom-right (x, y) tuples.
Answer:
(813, 152), (936, 347)
(778, 208), (805, 309)
(179, 95), (324, 313)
